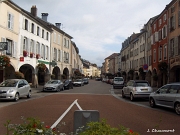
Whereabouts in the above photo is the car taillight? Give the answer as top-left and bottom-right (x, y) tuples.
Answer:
(133, 87), (137, 91)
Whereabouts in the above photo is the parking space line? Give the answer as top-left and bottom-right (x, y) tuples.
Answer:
(51, 99), (83, 129)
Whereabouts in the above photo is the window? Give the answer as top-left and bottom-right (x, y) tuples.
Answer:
(168, 85), (179, 94)
(41, 44), (45, 59)
(36, 42), (40, 55)
(159, 19), (162, 26)
(42, 29), (44, 38)
(46, 32), (49, 40)
(25, 19), (28, 31)
(163, 26), (167, 38)
(159, 46), (162, 61)
(159, 29), (162, 40)
(7, 13), (14, 30)
(164, 14), (166, 22)
(54, 33), (56, 43)
(154, 24), (156, 31)
(164, 44), (167, 59)
(37, 26), (39, 36)
(153, 49), (156, 62)
(46, 46), (48, 60)
(64, 38), (66, 47)
(170, 38), (175, 56)
(6, 39), (13, 56)
(31, 23), (34, 33)
(30, 40), (34, 53)
(23, 37), (27, 51)
(158, 85), (170, 94)
(54, 48), (57, 61)
(58, 50), (60, 61)
(170, 16), (175, 31)
(67, 40), (69, 48)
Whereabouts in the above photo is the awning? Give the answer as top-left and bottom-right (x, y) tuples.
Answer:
(38, 60), (50, 64)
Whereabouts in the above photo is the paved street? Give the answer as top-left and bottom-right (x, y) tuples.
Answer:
(0, 80), (179, 135)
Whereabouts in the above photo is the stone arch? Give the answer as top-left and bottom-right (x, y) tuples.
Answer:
(170, 65), (180, 82)
(5, 64), (15, 79)
(52, 66), (60, 80)
(63, 67), (69, 79)
(19, 64), (35, 83)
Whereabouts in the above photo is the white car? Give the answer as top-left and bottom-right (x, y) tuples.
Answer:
(0, 79), (31, 101)
(113, 77), (124, 89)
(122, 80), (153, 101)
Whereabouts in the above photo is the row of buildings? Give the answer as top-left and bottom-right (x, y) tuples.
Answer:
(102, 0), (180, 87)
(0, 0), (85, 86)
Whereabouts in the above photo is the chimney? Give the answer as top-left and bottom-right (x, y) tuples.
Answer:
(55, 23), (61, 29)
(41, 13), (48, 21)
(31, 5), (37, 17)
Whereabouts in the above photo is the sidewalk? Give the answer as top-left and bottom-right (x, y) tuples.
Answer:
(31, 85), (43, 93)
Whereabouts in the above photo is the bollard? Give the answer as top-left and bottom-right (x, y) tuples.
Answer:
(73, 110), (99, 133)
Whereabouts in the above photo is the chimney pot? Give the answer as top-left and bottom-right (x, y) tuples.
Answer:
(55, 23), (61, 29)
(41, 13), (49, 21)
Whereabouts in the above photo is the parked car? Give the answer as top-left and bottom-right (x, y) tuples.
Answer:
(149, 83), (180, 115)
(95, 77), (101, 81)
(0, 79), (31, 101)
(122, 80), (153, 101)
(83, 78), (89, 84)
(73, 79), (84, 86)
(43, 80), (64, 92)
(63, 79), (73, 90)
(113, 77), (124, 89)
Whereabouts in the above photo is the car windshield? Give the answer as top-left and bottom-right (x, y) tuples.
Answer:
(114, 78), (123, 81)
(47, 80), (59, 84)
(135, 82), (149, 87)
(75, 79), (82, 82)
(0, 80), (18, 87)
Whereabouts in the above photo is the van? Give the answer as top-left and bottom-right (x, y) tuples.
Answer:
(113, 77), (124, 89)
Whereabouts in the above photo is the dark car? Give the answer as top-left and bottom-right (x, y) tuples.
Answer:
(83, 78), (89, 84)
(63, 79), (73, 90)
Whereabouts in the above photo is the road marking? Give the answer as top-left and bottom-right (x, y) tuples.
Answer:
(51, 99), (82, 129)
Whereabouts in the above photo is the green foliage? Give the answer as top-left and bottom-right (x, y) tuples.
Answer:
(14, 71), (24, 79)
(5, 117), (56, 135)
(77, 119), (139, 135)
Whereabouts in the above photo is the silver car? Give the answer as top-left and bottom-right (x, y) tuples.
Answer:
(43, 80), (64, 92)
(73, 79), (84, 86)
(113, 77), (124, 89)
(0, 79), (31, 101)
(149, 83), (180, 115)
(122, 80), (153, 101)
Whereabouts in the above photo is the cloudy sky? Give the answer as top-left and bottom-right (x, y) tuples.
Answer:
(13, 0), (171, 66)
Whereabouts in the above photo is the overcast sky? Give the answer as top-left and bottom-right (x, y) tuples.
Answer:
(13, 0), (171, 66)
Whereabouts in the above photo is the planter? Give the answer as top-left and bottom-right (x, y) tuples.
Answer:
(30, 53), (34, 58)
(0, 55), (10, 68)
(23, 50), (28, 57)
(36, 54), (40, 59)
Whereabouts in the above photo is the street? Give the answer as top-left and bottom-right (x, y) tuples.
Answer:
(0, 79), (179, 135)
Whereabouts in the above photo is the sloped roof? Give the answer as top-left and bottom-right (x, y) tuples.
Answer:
(105, 53), (119, 60)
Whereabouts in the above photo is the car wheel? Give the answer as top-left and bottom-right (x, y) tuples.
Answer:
(174, 102), (180, 115)
(130, 93), (134, 101)
(149, 98), (156, 108)
(122, 91), (125, 98)
(27, 90), (31, 98)
(61, 86), (64, 91)
(14, 93), (19, 101)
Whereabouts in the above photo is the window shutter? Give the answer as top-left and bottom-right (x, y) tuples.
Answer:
(27, 38), (30, 55)
(150, 35), (153, 44)
(168, 40), (171, 57)
(13, 42), (17, 58)
(1, 38), (6, 55)
(11, 15), (14, 30)
(162, 27), (164, 39)
(174, 15), (176, 29)
(52, 47), (54, 60)
(175, 37), (178, 55)
(179, 11), (180, 26)
(155, 32), (158, 42)
(56, 49), (58, 61)
(22, 18), (25, 29)
(20, 36), (23, 55)
(34, 41), (36, 54)
(168, 18), (170, 32)
(29, 22), (31, 32)
(60, 50), (63, 62)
